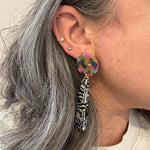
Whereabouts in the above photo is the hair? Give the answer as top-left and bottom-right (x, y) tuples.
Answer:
(0, 0), (143, 150)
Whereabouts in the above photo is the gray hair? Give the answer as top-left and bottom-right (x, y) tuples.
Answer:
(0, 0), (118, 149)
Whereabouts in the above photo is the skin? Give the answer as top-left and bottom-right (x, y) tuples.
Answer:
(53, 0), (150, 146)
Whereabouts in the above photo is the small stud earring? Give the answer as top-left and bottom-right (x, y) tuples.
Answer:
(57, 15), (61, 18)
(68, 47), (72, 51)
(60, 37), (65, 42)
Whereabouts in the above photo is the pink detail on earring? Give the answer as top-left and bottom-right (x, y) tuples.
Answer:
(87, 74), (93, 77)
(78, 68), (83, 73)
(89, 66), (94, 70)
(96, 66), (99, 69)
(85, 54), (91, 58)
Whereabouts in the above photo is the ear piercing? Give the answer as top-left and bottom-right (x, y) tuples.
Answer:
(60, 37), (65, 42)
(57, 15), (61, 19)
(60, 37), (72, 51)
(68, 47), (72, 51)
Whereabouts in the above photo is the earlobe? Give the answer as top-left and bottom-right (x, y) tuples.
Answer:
(52, 5), (94, 59)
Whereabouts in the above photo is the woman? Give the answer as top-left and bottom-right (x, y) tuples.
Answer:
(0, 0), (150, 149)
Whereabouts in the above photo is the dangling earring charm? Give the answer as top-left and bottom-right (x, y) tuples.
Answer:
(75, 54), (99, 132)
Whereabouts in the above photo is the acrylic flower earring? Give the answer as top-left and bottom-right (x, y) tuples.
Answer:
(75, 53), (99, 132)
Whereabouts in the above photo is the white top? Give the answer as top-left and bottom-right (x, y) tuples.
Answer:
(98, 109), (150, 150)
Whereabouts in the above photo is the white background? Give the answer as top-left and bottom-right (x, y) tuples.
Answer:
(0, 0), (34, 107)
(0, 0), (34, 56)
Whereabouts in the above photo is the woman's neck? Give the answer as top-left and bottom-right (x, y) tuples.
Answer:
(90, 76), (130, 146)
(98, 109), (130, 146)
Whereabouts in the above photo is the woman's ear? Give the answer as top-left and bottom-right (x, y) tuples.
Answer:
(52, 5), (96, 59)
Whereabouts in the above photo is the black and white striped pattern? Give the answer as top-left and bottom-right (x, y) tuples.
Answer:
(75, 75), (89, 131)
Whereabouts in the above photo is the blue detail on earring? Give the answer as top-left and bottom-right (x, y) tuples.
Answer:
(82, 71), (86, 74)
(81, 60), (87, 69)
(91, 70), (98, 74)
(77, 58), (81, 62)
(91, 59), (98, 67)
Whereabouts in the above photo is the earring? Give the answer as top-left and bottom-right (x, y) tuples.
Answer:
(68, 47), (72, 51)
(60, 37), (65, 42)
(75, 53), (99, 132)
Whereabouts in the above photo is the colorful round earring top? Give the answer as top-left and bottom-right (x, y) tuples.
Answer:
(76, 54), (99, 77)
